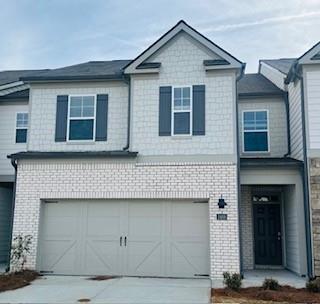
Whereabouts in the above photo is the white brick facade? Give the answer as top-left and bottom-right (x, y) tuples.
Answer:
(13, 158), (240, 279)
(240, 185), (254, 270)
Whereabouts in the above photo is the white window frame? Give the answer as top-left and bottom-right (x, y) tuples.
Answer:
(242, 109), (270, 153)
(66, 94), (96, 142)
(171, 86), (193, 136)
(15, 112), (28, 144)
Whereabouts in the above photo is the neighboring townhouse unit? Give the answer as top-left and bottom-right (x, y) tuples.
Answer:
(260, 42), (320, 276)
(0, 20), (313, 281)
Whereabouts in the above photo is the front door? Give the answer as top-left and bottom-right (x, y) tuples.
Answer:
(253, 203), (282, 266)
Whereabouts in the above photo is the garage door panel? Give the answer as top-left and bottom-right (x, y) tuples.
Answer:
(127, 241), (163, 276)
(40, 240), (78, 274)
(39, 200), (209, 278)
(83, 240), (121, 275)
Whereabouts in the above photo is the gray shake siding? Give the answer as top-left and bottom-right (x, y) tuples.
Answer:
(238, 97), (288, 157)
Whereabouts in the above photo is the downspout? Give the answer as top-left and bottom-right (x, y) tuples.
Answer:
(236, 63), (246, 276)
(283, 91), (291, 157)
(6, 157), (17, 272)
(122, 76), (131, 151)
(294, 67), (314, 278)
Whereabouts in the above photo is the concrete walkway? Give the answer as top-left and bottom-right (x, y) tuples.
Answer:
(0, 276), (211, 304)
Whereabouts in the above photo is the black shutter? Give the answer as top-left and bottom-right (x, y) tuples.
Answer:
(192, 85), (205, 135)
(55, 95), (68, 142)
(95, 94), (108, 141)
(159, 86), (172, 136)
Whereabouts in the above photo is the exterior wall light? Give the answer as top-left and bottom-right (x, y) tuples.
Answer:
(218, 195), (227, 209)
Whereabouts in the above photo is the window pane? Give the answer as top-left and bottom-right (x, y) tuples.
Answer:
(69, 119), (94, 140)
(174, 112), (190, 135)
(182, 98), (190, 110)
(256, 111), (267, 121)
(16, 113), (28, 127)
(70, 107), (81, 117)
(182, 87), (190, 98)
(174, 88), (181, 99)
(244, 112), (254, 121)
(174, 99), (182, 110)
(16, 129), (27, 143)
(244, 131), (268, 152)
(70, 96), (81, 107)
(82, 106), (94, 117)
(83, 96), (94, 107)
(244, 111), (267, 131)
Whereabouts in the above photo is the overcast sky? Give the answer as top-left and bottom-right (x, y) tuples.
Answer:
(0, 0), (319, 72)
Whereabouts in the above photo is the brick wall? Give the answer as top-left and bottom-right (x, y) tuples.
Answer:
(310, 158), (320, 275)
(13, 158), (240, 278)
(240, 186), (254, 270)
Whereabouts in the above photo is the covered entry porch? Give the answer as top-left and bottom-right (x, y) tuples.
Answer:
(240, 159), (308, 278)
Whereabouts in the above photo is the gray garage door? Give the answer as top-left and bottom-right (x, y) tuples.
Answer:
(39, 200), (209, 278)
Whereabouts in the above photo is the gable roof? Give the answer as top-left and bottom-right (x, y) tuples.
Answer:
(297, 41), (320, 64)
(260, 58), (296, 75)
(237, 73), (285, 97)
(20, 60), (131, 82)
(0, 69), (49, 86)
(124, 20), (244, 74)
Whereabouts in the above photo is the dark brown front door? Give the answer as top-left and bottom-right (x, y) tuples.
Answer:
(253, 204), (282, 266)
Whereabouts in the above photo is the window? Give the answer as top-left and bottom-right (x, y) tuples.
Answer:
(15, 113), (28, 143)
(172, 87), (192, 135)
(68, 96), (95, 141)
(243, 110), (269, 152)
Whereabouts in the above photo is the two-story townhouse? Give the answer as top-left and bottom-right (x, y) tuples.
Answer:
(260, 42), (320, 276)
(0, 70), (48, 268)
(0, 20), (311, 282)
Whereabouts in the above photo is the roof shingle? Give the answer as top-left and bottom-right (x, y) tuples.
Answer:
(237, 73), (285, 97)
(260, 58), (296, 75)
(20, 60), (132, 81)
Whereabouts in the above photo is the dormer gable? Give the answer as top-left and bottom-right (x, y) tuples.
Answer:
(124, 20), (243, 75)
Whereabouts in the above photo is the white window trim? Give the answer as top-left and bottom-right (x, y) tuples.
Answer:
(66, 94), (96, 142)
(15, 112), (28, 144)
(171, 85), (193, 136)
(242, 109), (270, 153)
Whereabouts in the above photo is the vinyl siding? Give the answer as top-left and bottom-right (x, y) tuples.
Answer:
(0, 101), (28, 176)
(260, 63), (286, 90)
(305, 68), (320, 153)
(288, 80), (304, 160)
(0, 185), (13, 264)
(238, 97), (288, 157)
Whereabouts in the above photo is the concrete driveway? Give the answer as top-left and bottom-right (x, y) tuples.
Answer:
(0, 276), (211, 304)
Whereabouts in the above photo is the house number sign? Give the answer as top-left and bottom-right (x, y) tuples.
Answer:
(216, 213), (228, 220)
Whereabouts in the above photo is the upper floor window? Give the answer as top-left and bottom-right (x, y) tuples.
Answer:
(243, 110), (269, 152)
(16, 112), (28, 143)
(172, 87), (192, 135)
(68, 95), (95, 141)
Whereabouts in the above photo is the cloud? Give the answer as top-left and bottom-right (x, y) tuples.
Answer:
(200, 11), (320, 33)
